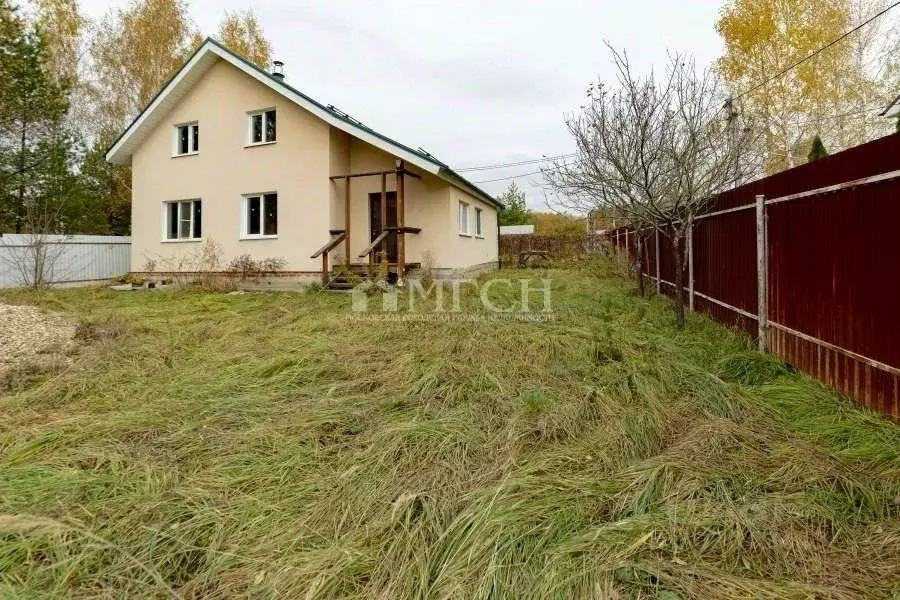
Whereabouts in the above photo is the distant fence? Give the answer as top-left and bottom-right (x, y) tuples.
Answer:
(500, 233), (606, 266)
(611, 132), (900, 422)
(0, 234), (132, 289)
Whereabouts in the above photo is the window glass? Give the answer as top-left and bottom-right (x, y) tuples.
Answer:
(179, 201), (193, 239)
(251, 114), (263, 144)
(263, 193), (278, 235)
(193, 200), (202, 238)
(265, 111), (276, 142)
(192, 125), (199, 153)
(475, 208), (483, 236)
(458, 201), (468, 233)
(168, 203), (178, 239)
(247, 196), (261, 235)
(179, 126), (189, 154)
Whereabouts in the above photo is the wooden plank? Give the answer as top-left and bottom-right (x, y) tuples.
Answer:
(310, 232), (347, 258)
(344, 176), (351, 268)
(381, 173), (387, 263)
(329, 169), (422, 180)
(359, 230), (390, 259)
(397, 163), (406, 281)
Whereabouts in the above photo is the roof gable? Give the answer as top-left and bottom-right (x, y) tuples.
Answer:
(105, 38), (500, 208)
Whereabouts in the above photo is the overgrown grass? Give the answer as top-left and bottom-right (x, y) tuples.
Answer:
(1, 260), (898, 599)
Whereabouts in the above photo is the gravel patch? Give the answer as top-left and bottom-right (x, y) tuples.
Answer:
(0, 304), (76, 381)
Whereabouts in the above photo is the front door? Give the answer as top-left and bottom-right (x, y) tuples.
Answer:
(369, 191), (398, 262)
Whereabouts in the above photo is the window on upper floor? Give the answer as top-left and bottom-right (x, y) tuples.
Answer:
(248, 109), (277, 145)
(164, 200), (202, 240)
(174, 122), (199, 156)
(458, 201), (470, 235)
(242, 192), (278, 237)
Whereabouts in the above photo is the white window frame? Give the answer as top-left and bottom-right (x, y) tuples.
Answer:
(240, 192), (279, 239)
(474, 207), (484, 237)
(458, 200), (470, 236)
(173, 122), (199, 156)
(161, 199), (201, 242)
(246, 108), (277, 146)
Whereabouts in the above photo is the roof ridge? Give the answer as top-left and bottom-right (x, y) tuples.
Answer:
(106, 37), (501, 208)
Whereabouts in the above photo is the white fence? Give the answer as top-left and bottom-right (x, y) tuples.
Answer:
(0, 234), (132, 289)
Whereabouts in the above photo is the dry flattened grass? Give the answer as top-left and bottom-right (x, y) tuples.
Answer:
(0, 262), (898, 599)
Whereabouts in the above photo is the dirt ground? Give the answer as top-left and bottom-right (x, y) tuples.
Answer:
(0, 304), (76, 392)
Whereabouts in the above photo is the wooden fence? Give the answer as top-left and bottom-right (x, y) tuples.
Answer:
(499, 233), (605, 266)
(611, 132), (900, 422)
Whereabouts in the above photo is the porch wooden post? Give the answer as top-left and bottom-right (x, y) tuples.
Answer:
(396, 161), (406, 282)
(380, 172), (387, 265)
(344, 176), (351, 268)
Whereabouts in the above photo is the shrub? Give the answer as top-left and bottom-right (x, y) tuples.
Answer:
(227, 255), (287, 280)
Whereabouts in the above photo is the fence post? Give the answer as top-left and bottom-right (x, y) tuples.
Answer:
(687, 216), (694, 311)
(756, 194), (768, 352)
(654, 228), (661, 292)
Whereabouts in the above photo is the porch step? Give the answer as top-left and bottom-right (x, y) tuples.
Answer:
(324, 262), (422, 291)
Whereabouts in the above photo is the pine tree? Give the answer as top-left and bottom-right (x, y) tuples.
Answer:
(496, 182), (534, 226)
(0, 1), (71, 233)
(807, 134), (828, 162)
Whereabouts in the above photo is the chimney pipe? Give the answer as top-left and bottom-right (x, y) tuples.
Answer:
(272, 60), (284, 80)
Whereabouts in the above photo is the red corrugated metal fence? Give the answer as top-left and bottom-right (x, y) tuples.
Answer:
(618, 133), (900, 421)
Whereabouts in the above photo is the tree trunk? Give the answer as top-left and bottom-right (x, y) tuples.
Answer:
(635, 234), (645, 297)
(672, 230), (685, 328)
(15, 116), (27, 234)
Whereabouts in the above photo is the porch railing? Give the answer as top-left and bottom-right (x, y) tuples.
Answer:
(310, 230), (347, 285)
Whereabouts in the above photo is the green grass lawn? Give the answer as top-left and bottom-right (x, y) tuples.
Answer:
(1, 262), (898, 599)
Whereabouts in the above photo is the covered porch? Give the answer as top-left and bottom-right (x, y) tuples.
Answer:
(311, 159), (422, 287)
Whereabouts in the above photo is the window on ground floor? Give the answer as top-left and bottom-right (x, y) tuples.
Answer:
(164, 200), (202, 240)
(475, 207), (483, 237)
(242, 192), (278, 237)
(458, 200), (469, 235)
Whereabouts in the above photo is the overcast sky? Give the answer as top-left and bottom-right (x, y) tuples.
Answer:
(80, 0), (724, 210)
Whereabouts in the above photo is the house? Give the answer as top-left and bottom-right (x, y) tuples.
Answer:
(105, 38), (501, 287)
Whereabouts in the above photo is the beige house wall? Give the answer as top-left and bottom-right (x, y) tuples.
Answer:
(131, 59), (330, 273)
(130, 57), (497, 277)
(447, 188), (499, 270)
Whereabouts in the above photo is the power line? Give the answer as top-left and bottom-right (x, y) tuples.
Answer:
(734, 1), (900, 101)
(473, 102), (884, 184)
(455, 153), (576, 172)
(472, 165), (563, 184)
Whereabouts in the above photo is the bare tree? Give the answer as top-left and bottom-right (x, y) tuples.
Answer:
(544, 47), (757, 327)
(544, 47), (673, 297)
(546, 45), (758, 327)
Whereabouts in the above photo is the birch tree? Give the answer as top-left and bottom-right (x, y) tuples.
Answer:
(217, 8), (271, 69)
(91, 0), (199, 138)
(716, 0), (893, 173)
